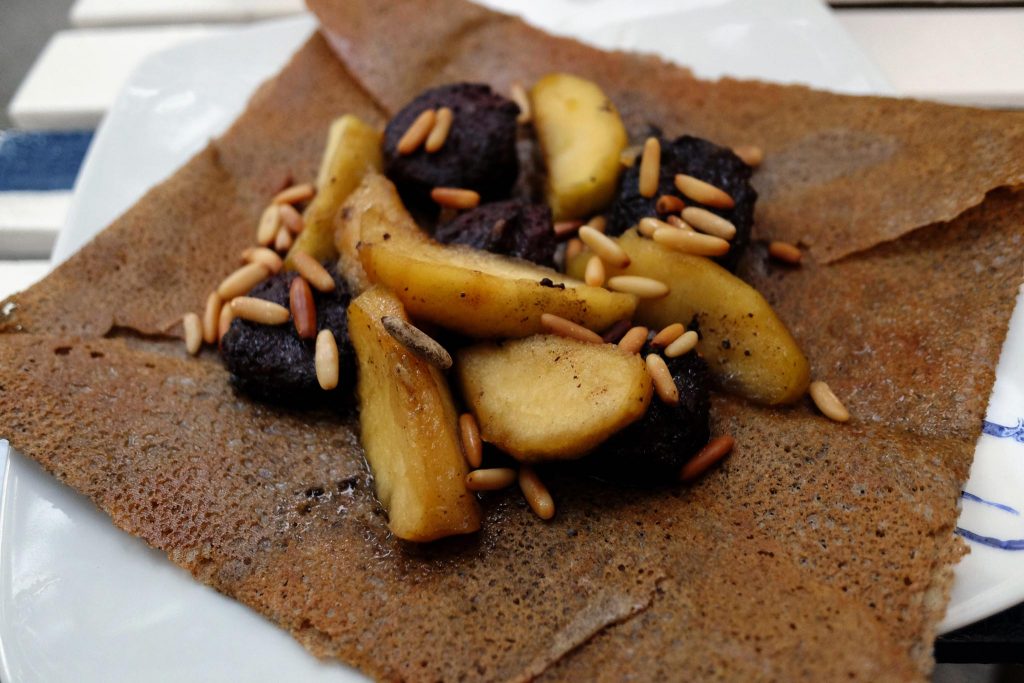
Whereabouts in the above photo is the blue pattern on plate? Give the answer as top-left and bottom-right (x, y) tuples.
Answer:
(961, 491), (1020, 516)
(0, 130), (93, 191)
(982, 418), (1024, 444)
(959, 489), (1024, 550)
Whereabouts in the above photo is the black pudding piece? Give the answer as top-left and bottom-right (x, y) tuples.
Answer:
(584, 343), (711, 485)
(433, 199), (556, 267)
(220, 264), (354, 406)
(608, 135), (756, 271)
(383, 83), (520, 209)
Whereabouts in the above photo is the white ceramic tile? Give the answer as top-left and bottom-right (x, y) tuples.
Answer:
(0, 192), (70, 258)
(836, 9), (1024, 107)
(7, 26), (232, 130)
(0, 261), (50, 300)
(70, 0), (304, 27)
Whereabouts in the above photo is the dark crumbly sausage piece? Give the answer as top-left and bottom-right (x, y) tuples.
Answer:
(609, 135), (756, 271)
(584, 342), (711, 485)
(221, 264), (354, 407)
(384, 83), (520, 210)
(434, 199), (557, 267)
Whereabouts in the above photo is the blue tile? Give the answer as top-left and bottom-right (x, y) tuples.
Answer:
(0, 130), (94, 192)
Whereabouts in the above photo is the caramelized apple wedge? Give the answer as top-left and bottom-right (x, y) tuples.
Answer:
(348, 286), (480, 542)
(357, 211), (636, 338)
(285, 114), (383, 266)
(457, 335), (652, 462)
(568, 229), (810, 405)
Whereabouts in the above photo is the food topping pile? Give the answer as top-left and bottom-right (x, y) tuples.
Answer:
(177, 73), (849, 542)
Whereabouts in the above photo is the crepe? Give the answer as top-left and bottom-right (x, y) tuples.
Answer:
(1, 3), (1023, 681)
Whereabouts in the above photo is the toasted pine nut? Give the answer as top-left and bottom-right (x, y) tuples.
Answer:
(578, 226), (629, 268)
(653, 227), (730, 257)
(565, 238), (584, 261)
(466, 468), (517, 492)
(425, 106), (453, 153)
(459, 413), (483, 469)
(519, 466), (555, 520)
(289, 276), (317, 340)
(315, 329), (339, 390)
(680, 435), (735, 482)
(606, 275), (669, 299)
(682, 207), (737, 240)
(601, 319), (633, 344)
(674, 174), (735, 209)
(202, 292), (221, 345)
(431, 186), (480, 209)
(664, 330), (699, 358)
(651, 322), (685, 348)
(768, 240), (802, 264)
(278, 203), (304, 234)
(639, 217), (674, 237)
(655, 194), (686, 215)
(510, 82), (532, 124)
(217, 262), (270, 300)
(231, 296), (290, 325)
(584, 255), (605, 287)
(397, 108), (436, 155)
(540, 313), (603, 344)
(218, 300), (235, 342)
(382, 315), (453, 369)
(733, 144), (764, 168)
(291, 252), (335, 292)
(666, 215), (694, 231)
(809, 381), (850, 423)
(273, 183), (315, 205)
(617, 326), (649, 354)
(586, 215), (607, 233)
(646, 353), (679, 405)
(182, 313), (202, 355)
(241, 246), (283, 274)
(553, 220), (583, 239)
(638, 137), (661, 198)
(274, 225), (293, 252)
(256, 204), (281, 246)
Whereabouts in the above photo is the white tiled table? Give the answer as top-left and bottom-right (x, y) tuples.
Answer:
(2, 1), (1024, 301)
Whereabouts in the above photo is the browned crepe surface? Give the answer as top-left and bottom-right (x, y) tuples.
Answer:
(310, 0), (1024, 265)
(0, 6), (1023, 683)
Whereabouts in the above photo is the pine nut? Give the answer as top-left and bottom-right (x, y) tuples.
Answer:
(217, 262), (270, 300)
(639, 217), (674, 238)
(519, 466), (555, 520)
(431, 187), (480, 209)
(291, 252), (335, 292)
(618, 326), (649, 354)
(606, 275), (669, 299)
(510, 82), (532, 124)
(274, 225), (293, 252)
(382, 315), (453, 369)
(680, 435), (735, 482)
(218, 300), (235, 342)
(586, 215), (607, 233)
(578, 226), (629, 268)
(656, 194), (686, 215)
(231, 296), (290, 325)
(809, 381), (850, 423)
(664, 330), (699, 358)
(651, 322), (685, 348)
(425, 106), (453, 153)
(459, 413), (483, 469)
(638, 137), (661, 198)
(241, 246), (283, 274)
(289, 276), (317, 340)
(601, 319), (633, 344)
(620, 145), (641, 168)
(540, 313), (603, 344)
(646, 353), (679, 405)
(733, 145), (764, 168)
(202, 292), (221, 345)
(554, 220), (583, 239)
(466, 468), (517, 492)
(273, 183), (315, 205)
(315, 329), (339, 390)
(666, 215), (694, 231)
(681, 207), (737, 240)
(653, 227), (730, 257)
(397, 108), (436, 155)
(278, 202), (304, 234)
(256, 204), (281, 246)
(565, 238), (584, 261)
(768, 240), (802, 264)
(674, 174), (735, 209)
(584, 255), (605, 287)
(182, 312), (202, 355)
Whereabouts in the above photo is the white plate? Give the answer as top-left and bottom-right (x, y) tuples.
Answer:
(0, 5), (1011, 681)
